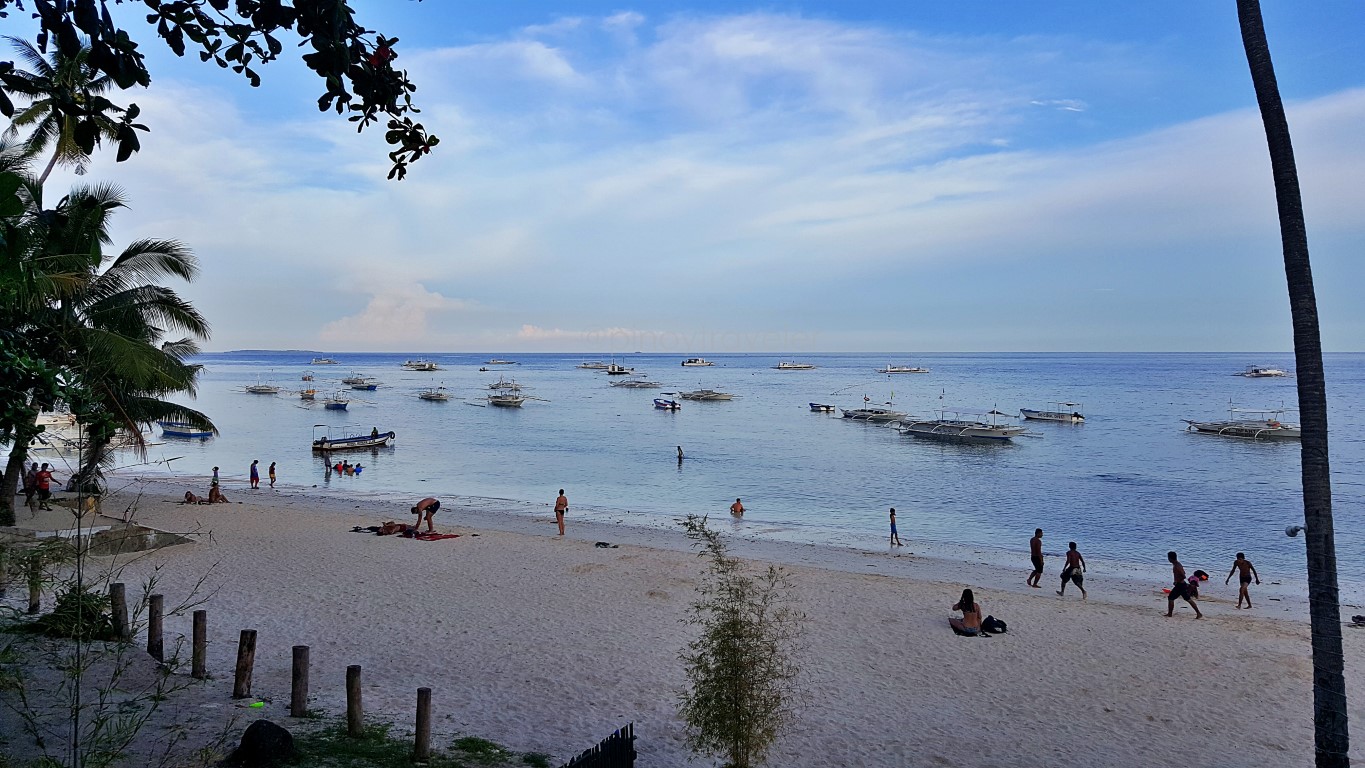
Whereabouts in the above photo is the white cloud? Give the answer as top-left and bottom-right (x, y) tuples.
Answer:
(320, 284), (473, 348)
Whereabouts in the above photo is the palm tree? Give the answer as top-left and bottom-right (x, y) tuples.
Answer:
(2, 36), (128, 185)
(0, 174), (213, 521)
(1236, 2), (1348, 765)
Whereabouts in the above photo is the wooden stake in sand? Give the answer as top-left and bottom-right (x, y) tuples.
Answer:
(346, 665), (363, 737)
(191, 610), (207, 679)
(291, 646), (310, 717)
(109, 583), (129, 640)
(147, 594), (164, 661)
(414, 687), (432, 762)
(26, 553), (41, 614)
(233, 629), (257, 698)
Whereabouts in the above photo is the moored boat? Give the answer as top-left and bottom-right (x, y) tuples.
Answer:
(809, 403), (837, 413)
(349, 380), (379, 391)
(488, 376), (522, 391)
(610, 378), (661, 388)
(877, 363), (930, 374)
(1238, 365), (1289, 378)
(1183, 408), (1300, 440)
(310, 357), (338, 365)
(418, 387), (450, 402)
(681, 358), (714, 367)
(402, 359), (440, 371)
(679, 389), (734, 401)
(1020, 402), (1084, 423)
(299, 389), (316, 400)
(842, 406), (907, 422)
(485, 358), (517, 365)
(773, 361), (817, 370)
(158, 421), (213, 438)
(302, 370), (314, 381)
(312, 427), (396, 451)
(654, 398), (681, 410)
(577, 361), (609, 370)
(606, 363), (634, 375)
(245, 381), (280, 394)
(341, 373), (368, 385)
(894, 409), (1026, 442)
(487, 393), (526, 407)
(323, 392), (350, 410)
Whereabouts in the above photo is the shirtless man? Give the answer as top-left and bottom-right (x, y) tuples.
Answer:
(1166, 551), (1203, 618)
(1057, 541), (1087, 599)
(412, 497), (440, 532)
(1225, 552), (1261, 609)
(730, 498), (744, 517)
(1027, 529), (1044, 588)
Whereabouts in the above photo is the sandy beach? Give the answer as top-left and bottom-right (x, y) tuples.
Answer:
(5, 477), (1364, 767)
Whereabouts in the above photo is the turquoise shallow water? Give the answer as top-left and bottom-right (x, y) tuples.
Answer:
(89, 351), (1365, 602)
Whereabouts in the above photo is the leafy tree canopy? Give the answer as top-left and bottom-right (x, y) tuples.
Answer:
(0, 0), (438, 179)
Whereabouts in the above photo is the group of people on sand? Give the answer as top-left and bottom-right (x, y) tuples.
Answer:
(20, 462), (58, 512)
(1026, 529), (1088, 599)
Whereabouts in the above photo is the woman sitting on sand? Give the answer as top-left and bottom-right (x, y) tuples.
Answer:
(950, 588), (983, 636)
(207, 486), (229, 504)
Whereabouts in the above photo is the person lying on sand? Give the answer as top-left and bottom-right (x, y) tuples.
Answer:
(182, 491), (207, 504)
(949, 588), (983, 636)
(378, 521), (417, 536)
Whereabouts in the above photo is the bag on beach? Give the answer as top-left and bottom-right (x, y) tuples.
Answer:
(982, 616), (1007, 634)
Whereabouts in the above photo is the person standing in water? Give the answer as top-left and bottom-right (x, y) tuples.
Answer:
(268, 461), (277, 488)
(729, 498), (744, 517)
(249, 460), (260, 489)
(1226, 553), (1261, 609)
(889, 507), (903, 547)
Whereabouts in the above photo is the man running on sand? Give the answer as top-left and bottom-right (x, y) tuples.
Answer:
(1166, 551), (1203, 619)
(555, 490), (568, 535)
(1226, 552), (1261, 609)
(1027, 529), (1044, 588)
(1057, 541), (1087, 599)
(412, 497), (440, 532)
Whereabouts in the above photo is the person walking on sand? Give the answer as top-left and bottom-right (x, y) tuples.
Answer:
(1027, 528), (1044, 588)
(35, 463), (57, 511)
(889, 507), (903, 547)
(730, 498), (744, 517)
(554, 490), (569, 535)
(23, 462), (39, 512)
(249, 460), (260, 489)
(412, 497), (440, 532)
(1226, 552), (1262, 609)
(1166, 551), (1203, 619)
(1057, 541), (1087, 599)
(268, 461), (276, 488)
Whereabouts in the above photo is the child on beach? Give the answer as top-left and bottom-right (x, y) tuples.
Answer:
(268, 461), (276, 487)
(1225, 553), (1261, 609)
(889, 507), (903, 547)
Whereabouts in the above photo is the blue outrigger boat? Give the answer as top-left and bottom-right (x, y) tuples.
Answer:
(158, 421), (213, 438)
(311, 425), (396, 452)
(654, 399), (681, 411)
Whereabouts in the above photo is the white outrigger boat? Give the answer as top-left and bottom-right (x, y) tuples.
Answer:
(610, 377), (661, 388)
(679, 389), (734, 401)
(487, 392), (527, 407)
(894, 409), (1027, 442)
(244, 380), (280, 394)
(681, 358), (714, 367)
(311, 425), (396, 451)
(577, 361), (609, 370)
(488, 376), (523, 391)
(418, 386), (450, 402)
(484, 358), (517, 365)
(1238, 365), (1289, 378)
(1020, 402), (1085, 423)
(877, 363), (929, 374)
(606, 363), (635, 375)
(402, 359), (440, 371)
(842, 406), (907, 423)
(341, 372), (368, 385)
(1184, 407), (1300, 440)
(773, 361), (817, 370)
(310, 357), (338, 365)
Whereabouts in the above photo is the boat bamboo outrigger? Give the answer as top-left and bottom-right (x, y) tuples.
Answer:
(418, 387), (450, 402)
(894, 408), (1027, 442)
(773, 361), (817, 370)
(1237, 365), (1289, 378)
(877, 363), (930, 374)
(1183, 407), (1300, 440)
(312, 425), (396, 451)
(679, 389), (734, 401)
(681, 358), (715, 367)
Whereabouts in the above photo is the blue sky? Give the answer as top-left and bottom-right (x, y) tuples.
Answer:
(15, 1), (1365, 351)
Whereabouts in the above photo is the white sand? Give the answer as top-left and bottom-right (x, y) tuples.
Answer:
(7, 478), (1365, 767)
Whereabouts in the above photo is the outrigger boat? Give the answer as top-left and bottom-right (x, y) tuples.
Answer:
(310, 357), (338, 365)
(402, 359), (440, 371)
(244, 380), (280, 394)
(484, 358), (517, 365)
(323, 392), (350, 410)
(606, 363), (635, 375)
(1238, 365), (1289, 378)
(301, 370), (314, 381)
(773, 361), (817, 370)
(488, 376), (522, 391)
(418, 387), (450, 402)
(577, 361), (609, 370)
(877, 363), (929, 374)
(894, 409), (1027, 442)
(681, 358), (714, 367)
(312, 425), (396, 451)
(1183, 407), (1300, 440)
(158, 421), (213, 438)
(610, 378), (661, 388)
(679, 389), (734, 401)
(341, 373), (368, 385)
(349, 380), (379, 391)
(1020, 402), (1084, 423)
(842, 394), (906, 422)
(654, 398), (681, 411)
(809, 403), (837, 413)
(487, 392), (526, 407)
(299, 388), (317, 400)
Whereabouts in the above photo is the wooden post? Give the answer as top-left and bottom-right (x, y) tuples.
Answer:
(191, 610), (207, 679)
(414, 687), (432, 762)
(146, 594), (164, 661)
(346, 665), (363, 737)
(26, 552), (41, 615)
(0, 547), (8, 598)
(232, 629), (257, 699)
(109, 583), (129, 640)
(290, 645), (310, 717)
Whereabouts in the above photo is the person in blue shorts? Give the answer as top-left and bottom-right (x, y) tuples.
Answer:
(889, 507), (903, 547)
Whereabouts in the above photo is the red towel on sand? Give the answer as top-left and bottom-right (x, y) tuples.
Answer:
(413, 532), (461, 541)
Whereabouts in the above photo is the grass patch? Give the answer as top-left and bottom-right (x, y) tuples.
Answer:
(290, 721), (541, 768)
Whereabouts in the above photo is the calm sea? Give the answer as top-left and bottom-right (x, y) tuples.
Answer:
(101, 351), (1364, 602)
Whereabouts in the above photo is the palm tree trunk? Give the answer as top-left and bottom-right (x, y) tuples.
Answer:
(1237, 2), (1349, 765)
(37, 146), (61, 187)
(0, 423), (39, 525)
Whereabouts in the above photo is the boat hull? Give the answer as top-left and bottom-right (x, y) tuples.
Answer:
(312, 431), (396, 451)
(1020, 409), (1083, 423)
(897, 420), (1025, 442)
(158, 421), (213, 439)
(809, 403), (836, 412)
(323, 402), (349, 410)
(654, 399), (681, 410)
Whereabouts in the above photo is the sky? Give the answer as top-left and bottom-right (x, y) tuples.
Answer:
(12, 1), (1365, 352)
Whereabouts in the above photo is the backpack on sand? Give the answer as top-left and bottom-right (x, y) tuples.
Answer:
(982, 615), (1008, 634)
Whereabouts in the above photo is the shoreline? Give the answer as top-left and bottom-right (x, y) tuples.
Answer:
(7, 476), (1362, 766)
